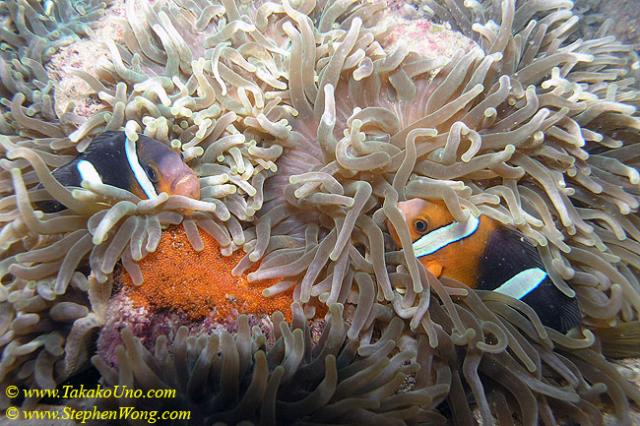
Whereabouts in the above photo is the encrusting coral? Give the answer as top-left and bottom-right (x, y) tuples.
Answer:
(1, 0), (640, 424)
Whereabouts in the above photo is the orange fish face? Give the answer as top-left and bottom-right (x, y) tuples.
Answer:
(153, 155), (200, 200)
(387, 198), (493, 285)
(136, 135), (201, 200)
(389, 198), (455, 245)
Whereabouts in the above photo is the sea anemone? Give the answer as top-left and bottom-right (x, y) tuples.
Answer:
(90, 304), (448, 425)
(1, 0), (640, 424)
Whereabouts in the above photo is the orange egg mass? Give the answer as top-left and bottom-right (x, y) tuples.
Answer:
(120, 225), (292, 322)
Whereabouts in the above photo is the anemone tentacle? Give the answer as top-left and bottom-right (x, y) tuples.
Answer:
(0, 0), (639, 424)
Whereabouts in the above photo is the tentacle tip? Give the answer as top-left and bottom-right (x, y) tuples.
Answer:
(346, 329), (358, 341)
(248, 252), (261, 262)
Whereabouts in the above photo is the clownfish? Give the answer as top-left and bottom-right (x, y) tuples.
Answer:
(388, 198), (581, 333)
(40, 131), (200, 212)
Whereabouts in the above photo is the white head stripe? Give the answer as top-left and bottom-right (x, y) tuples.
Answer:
(494, 268), (547, 300)
(125, 136), (158, 199)
(412, 215), (480, 257)
(77, 160), (103, 186)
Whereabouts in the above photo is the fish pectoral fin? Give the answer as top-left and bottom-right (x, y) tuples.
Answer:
(425, 261), (443, 278)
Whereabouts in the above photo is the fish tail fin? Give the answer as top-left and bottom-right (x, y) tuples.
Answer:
(594, 321), (640, 359)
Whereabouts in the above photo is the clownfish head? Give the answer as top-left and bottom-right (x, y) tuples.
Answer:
(128, 134), (200, 200)
(387, 198), (456, 246)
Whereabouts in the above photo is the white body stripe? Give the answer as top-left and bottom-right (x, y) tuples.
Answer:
(412, 215), (480, 257)
(77, 160), (103, 186)
(125, 136), (158, 199)
(494, 268), (547, 300)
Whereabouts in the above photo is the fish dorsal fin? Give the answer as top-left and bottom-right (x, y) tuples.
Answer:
(125, 136), (158, 199)
(413, 214), (480, 257)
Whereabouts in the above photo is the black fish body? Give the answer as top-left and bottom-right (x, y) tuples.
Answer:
(477, 226), (581, 333)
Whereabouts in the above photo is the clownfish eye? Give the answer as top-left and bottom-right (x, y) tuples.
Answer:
(145, 165), (158, 183)
(414, 219), (428, 234)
